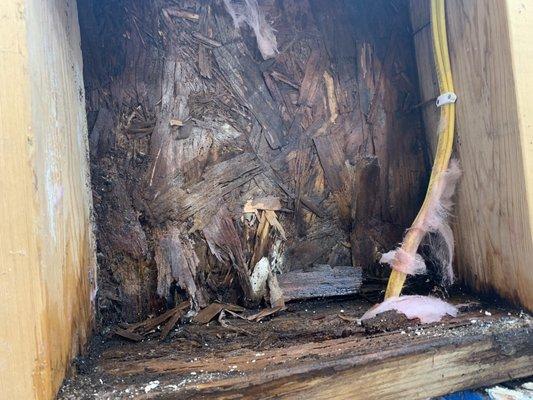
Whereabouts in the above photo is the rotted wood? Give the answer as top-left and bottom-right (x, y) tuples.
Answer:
(178, 323), (532, 400)
(79, 0), (429, 322)
(148, 153), (263, 223)
(278, 265), (363, 302)
(58, 301), (532, 400)
(349, 156), (383, 267)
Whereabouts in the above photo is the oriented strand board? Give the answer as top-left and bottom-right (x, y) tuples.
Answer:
(78, 0), (429, 322)
(0, 1), (96, 399)
(410, 0), (533, 311)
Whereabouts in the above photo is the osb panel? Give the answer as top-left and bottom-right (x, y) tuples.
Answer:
(0, 0), (96, 399)
(79, 0), (430, 324)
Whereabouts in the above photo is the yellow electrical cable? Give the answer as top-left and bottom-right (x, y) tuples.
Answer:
(385, 0), (456, 299)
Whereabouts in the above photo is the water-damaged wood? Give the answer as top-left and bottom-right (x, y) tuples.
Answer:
(58, 300), (532, 400)
(78, 0), (429, 323)
(278, 265), (363, 301)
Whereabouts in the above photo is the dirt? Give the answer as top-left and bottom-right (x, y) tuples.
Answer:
(361, 309), (413, 333)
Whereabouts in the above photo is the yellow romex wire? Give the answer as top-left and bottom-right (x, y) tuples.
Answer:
(384, 0), (456, 299)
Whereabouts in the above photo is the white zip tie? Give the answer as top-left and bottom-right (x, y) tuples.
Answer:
(436, 92), (457, 107)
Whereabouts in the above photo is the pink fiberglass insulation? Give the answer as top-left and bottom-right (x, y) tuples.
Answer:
(381, 160), (461, 285)
(361, 295), (458, 324)
(380, 248), (427, 275)
(223, 0), (278, 59)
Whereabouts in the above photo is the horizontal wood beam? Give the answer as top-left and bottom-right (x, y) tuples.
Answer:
(180, 322), (532, 399)
(81, 312), (531, 399)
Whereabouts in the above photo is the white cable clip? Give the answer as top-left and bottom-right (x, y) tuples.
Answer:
(436, 92), (457, 107)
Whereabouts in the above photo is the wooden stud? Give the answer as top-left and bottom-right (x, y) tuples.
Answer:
(0, 1), (95, 398)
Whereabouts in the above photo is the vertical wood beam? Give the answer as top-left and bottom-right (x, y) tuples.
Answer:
(0, 1), (96, 398)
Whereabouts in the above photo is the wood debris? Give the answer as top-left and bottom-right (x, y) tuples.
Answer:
(217, 310), (253, 336)
(270, 70), (300, 90)
(192, 32), (222, 48)
(278, 265), (363, 302)
(163, 7), (199, 22)
(243, 196), (283, 214)
(114, 301), (190, 341)
(169, 119), (183, 127)
(193, 303), (245, 325)
(338, 314), (358, 323)
(323, 71), (339, 123)
(246, 306), (284, 322)
(264, 210), (286, 240)
(114, 328), (143, 342)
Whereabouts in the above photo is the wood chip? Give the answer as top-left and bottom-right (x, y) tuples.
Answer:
(264, 210), (286, 240)
(128, 301), (190, 334)
(222, 303), (246, 313)
(114, 328), (143, 342)
(194, 303), (224, 324)
(298, 50), (326, 106)
(323, 71), (339, 123)
(270, 70), (299, 90)
(224, 309), (249, 320)
(131, 309), (176, 333)
(218, 310), (252, 335)
(164, 7), (199, 21)
(193, 303), (246, 324)
(192, 32), (222, 48)
(250, 212), (270, 270)
(247, 306), (283, 322)
(160, 309), (183, 340)
(243, 196), (283, 213)
(170, 119), (183, 127)
(338, 314), (358, 323)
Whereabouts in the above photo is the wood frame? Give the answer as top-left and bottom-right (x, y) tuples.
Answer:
(1, 0), (532, 399)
